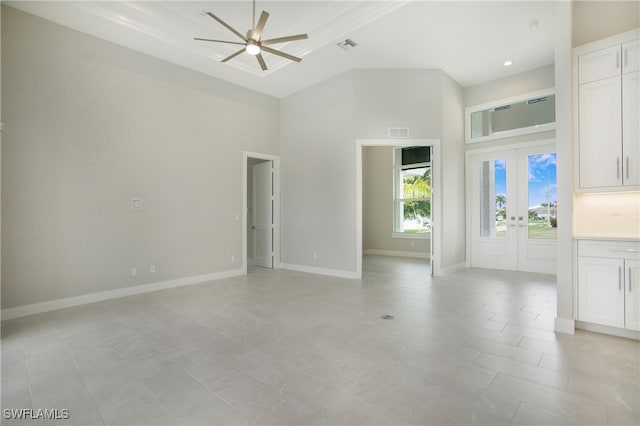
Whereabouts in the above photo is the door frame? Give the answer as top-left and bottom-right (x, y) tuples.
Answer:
(243, 151), (281, 274)
(356, 139), (443, 278)
(465, 138), (556, 270)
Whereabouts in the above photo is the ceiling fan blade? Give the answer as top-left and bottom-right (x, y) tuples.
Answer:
(261, 45), (302, 63)
(261, 34), (308, 46)
(194, 38), (246, 46)
(256, 53), (268, 71)
(253, 11), (270, 40)
(221, 48), (246, 63)
(206, 12), (247, 41)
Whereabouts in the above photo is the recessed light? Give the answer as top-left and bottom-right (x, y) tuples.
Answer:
(504, 60), (513, 67)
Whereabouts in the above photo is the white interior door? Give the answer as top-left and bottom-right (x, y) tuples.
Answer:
(252, 161), (273, 268)
(470, 144), (557, 273)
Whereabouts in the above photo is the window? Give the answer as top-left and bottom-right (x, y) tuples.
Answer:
(394, 146), (431, 237)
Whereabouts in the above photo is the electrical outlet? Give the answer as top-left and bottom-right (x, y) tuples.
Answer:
(131, 267), (137, 277)
(313, 252), (318, 259)
(231, 255), (235, 262)
(150, 265), (156, 273)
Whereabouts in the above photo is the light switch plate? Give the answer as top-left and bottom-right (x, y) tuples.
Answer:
(131, 198), (142, 209)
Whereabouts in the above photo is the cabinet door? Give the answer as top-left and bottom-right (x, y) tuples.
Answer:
(578, 77), (623, 189)
(625, 259), (640, 331)
(622, 71), (639, 187)
(578, 257), (625, 328)
(579, 45), (621, 84)
(623, 39), (639, 74)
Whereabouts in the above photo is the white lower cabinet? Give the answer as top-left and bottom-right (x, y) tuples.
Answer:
(577, 240), (640, 331)
(625, 259), (640, 331)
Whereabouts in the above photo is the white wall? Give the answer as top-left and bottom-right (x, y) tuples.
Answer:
(280, 69), (464, 274)
(440, 73), (466, 269)
(0, 4), (3, 312)
(280, 71), (356, 272)
(1, 7), (279, 310)
(353, 69), (443, 139)
(363, 146), (430, 257)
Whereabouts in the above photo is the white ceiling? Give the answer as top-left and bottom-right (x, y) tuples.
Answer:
(6, 1), (556, 98)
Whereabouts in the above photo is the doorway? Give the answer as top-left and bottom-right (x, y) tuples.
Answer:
(243, 152), (280, 274)
(468, 142), (557, 273)
(356, 139), (443, 277)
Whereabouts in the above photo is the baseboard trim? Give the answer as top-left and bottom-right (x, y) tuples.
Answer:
(364, 249), (429, 260)
(576, 320), (639, 340)
(554, 317), (575, 334)
(279, 263), (359, 279)
(1, 269), (245, 321)
(443, 262), (466, 275)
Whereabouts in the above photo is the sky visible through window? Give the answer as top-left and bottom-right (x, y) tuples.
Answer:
(493, 153), (557, 207)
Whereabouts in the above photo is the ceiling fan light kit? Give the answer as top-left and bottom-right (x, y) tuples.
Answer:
(195, 0), (308, 71)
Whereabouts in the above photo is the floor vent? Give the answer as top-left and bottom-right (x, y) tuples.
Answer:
(388, 127), (409, 139)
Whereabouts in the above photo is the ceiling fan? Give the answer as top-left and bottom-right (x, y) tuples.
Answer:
(194, 0), (309, 71)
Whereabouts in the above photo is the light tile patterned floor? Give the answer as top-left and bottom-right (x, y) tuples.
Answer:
(1, 256), (639, 425)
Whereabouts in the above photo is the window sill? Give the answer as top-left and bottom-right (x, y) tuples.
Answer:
(393, 232), (431, 239)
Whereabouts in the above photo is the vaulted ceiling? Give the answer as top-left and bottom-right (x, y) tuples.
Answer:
(6, 1), (556, 98)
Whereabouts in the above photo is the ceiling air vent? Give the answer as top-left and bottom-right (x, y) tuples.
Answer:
(388, 127), (410, 139)
(337, 39), (357, 50)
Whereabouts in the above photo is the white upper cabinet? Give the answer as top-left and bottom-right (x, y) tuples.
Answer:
(575, 30), (640, 191)
(578, 45), (621, 84)
(623, 39), (639, 74)
(578, 77), (622, 189)
(623, 71), (639, 187)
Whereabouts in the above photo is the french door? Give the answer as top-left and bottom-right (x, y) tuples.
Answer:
(469, 144), (557, 273)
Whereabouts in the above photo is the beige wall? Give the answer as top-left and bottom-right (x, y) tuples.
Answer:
(1, 7), (279, 309)
(362, 146), (430, 256)
(573, 0), (640, 47)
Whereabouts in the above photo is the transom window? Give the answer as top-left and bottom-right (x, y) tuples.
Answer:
(394, 146), (431, 237)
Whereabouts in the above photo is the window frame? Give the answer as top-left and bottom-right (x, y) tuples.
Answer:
(392, 147), (432, 239)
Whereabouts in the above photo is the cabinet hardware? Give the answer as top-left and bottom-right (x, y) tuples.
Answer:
(619, 266), (622, 290)
(625, 49), (628, 67)
(610, 249), (640, 252)
(630, 267), (632, 292)
(616, 51), (620, 69)
(626, 157), (629, 179)
(617, 158), (620, 179)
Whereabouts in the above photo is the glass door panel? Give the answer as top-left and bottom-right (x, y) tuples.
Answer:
(479, 158), (507, 238)
(526, 153), (557, 240)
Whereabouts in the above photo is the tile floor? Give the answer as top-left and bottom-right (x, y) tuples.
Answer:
(1, 256), (639, 425)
